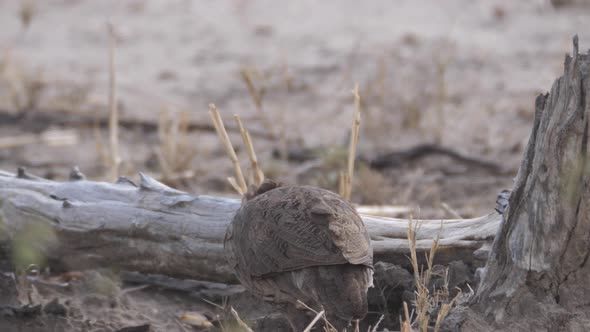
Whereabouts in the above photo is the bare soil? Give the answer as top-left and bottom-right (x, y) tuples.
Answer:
(0, 0), (589, 331)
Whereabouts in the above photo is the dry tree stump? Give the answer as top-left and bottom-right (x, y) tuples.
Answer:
(454, 37), (590, 331)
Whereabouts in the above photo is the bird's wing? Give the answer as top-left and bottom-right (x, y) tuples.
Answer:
(226, 185), (373, 278)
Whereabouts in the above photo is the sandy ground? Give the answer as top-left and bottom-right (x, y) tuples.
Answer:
(1, 0), (589, 331)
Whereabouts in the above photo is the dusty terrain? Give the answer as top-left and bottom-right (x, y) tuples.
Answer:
(0, 0), (589, 331)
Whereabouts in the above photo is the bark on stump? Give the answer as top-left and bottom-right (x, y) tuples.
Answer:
(457, 36), (590, 332)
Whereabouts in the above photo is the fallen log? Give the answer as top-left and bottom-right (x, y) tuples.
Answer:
(0, 168), (501, 284)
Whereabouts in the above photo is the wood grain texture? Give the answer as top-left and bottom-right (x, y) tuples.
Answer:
(0, 169), (499, 284)
(459, 37), (590, 331)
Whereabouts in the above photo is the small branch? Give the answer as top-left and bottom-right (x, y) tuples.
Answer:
(303, 310), (325, 332)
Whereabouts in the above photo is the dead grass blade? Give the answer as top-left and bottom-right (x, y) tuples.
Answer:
(209, 104), (247, 195)
(239, 68), (276, 137)
(229, 306), (253, 332)
(296, 300), (337, 331)
(433, 290), (461, 332)
(440, 202), (463, 219)
(400, 301), (412, 332)
(404, 217), (451, 331)
(340, 83), (361, 201)
(234, 114), (264, 186)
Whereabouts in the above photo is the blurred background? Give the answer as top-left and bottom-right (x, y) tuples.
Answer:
(0, 0), (588, 218)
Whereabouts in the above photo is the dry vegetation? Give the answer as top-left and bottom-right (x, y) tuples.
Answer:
(1, 1), (586, 331)
(400, 220), (462, 332)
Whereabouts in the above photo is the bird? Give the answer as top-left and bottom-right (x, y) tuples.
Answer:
(224, 180), (374, 331)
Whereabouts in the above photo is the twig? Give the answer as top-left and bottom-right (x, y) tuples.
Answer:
(209, 104), (247, 195)
(440, 202), (463, 219)
(107, 23), (121, 180)
(234, 114), (264, 186)
(369, 315), (384, 332)
(303, 310), (325, 332)
(296, 300), (337, 331)
(230, 307), (253, 332)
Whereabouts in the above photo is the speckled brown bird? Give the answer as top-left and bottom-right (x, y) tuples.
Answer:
(224, 180), (373, 331)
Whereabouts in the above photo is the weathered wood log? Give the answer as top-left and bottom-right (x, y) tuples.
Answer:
(457, 37), (590, 331)
(0, 168), (500, 284)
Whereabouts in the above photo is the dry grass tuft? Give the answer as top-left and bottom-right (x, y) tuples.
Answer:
(402, 219), (458, 331)
(209, 103), (248, 195)
(209, 103), (267, 195)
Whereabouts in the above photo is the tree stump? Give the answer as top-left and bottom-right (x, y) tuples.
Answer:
(458, 36), (590, 331)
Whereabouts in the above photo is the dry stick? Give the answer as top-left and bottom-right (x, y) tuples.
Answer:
(440, 202), (463, 219)
(369, 315), (384, 332)
(229, 307), (253, 332)
(296, 300), (337, 331)
(208, 104), (248, 195)
(234, 114), (264, 186)
(341, 83), (361, 200)
(107, 23), (121, 180)
(303, 310), (325, 332)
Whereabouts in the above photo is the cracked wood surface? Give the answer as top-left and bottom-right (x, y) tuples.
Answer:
(0, 169), (500, 284)
(458, 37), (590, 332)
